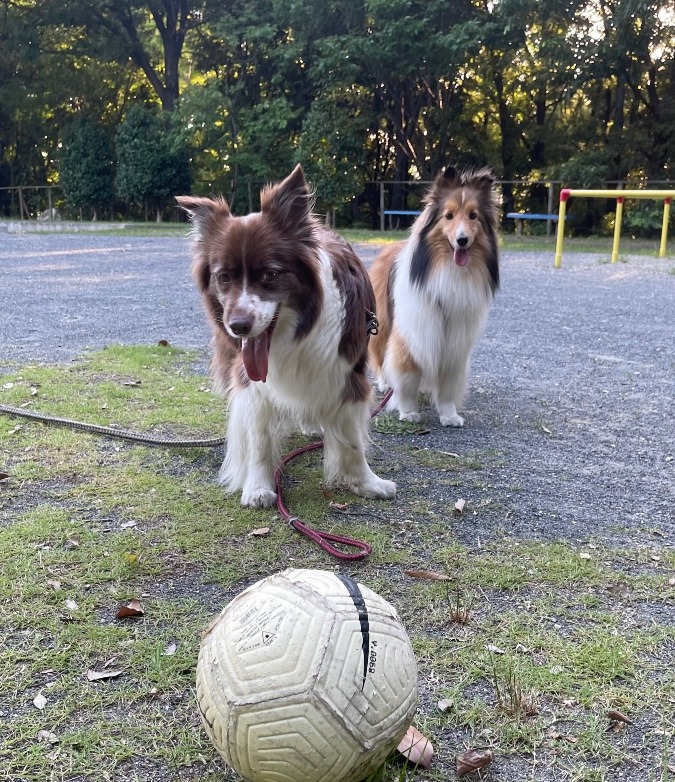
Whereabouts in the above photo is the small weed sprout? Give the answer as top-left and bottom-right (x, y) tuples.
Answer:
(447, 584), (473, 624)
(491, 656), (539, 718)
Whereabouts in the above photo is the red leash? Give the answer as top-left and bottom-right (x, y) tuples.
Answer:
(275, 390), (392, 561)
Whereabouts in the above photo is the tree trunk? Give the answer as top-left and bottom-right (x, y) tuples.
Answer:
(493, 65), (517, 219)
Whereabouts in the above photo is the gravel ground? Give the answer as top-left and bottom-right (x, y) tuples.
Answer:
(2, 231), (673, 551)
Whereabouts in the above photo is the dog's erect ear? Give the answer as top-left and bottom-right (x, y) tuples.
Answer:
(465, 167), (495, 192)
(176, 196), (230, 294)
(260, 164), (316, 239)
(424, 166), (460, 206)
(441, 166), (460, 184)
(176, 195), (230, 239)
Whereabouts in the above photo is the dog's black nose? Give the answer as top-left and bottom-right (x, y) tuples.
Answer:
(456, 235), (469, 247)
(228, 317), (253, 337)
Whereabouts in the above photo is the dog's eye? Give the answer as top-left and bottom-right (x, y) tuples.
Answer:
(445, 212), (454, 220)
(262, 270), (278, 283)
(216, 271), (232, 284)
(469, 212), (478, 220)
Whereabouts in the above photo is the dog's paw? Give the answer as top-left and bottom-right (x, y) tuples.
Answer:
(440, 413), (465, 427)
(399, 411), (421, 423)
(241, 487), (277, 508)
(353, 477), (397, 500)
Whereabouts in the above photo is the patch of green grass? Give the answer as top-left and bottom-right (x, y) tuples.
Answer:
(498, 233), (672, 257)
(409, 446), (497, 472)
(341, 228), (409, 245)
(372, 412), (425, 435)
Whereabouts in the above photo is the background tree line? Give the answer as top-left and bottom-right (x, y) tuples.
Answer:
(0, 0), (673, 231)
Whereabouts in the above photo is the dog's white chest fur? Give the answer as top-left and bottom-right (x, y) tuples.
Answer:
(262, 251), (349, 423)
(393, 247), (491, 381)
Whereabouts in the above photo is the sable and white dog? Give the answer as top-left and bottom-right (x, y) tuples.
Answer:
(369, 167), (499, 427)
(177, 165), (396, 507)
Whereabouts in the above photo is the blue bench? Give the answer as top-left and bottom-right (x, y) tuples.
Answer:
(507, 212), (561, 221)
(382, 209), (422, 230)
(506, 212), (572, 235)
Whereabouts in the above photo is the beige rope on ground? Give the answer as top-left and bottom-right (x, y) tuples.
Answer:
(0, 404), (225, 448)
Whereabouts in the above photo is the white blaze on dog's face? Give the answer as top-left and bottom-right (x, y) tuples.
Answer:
(210, 250), (282, 383)
(213, 261), (280, 340)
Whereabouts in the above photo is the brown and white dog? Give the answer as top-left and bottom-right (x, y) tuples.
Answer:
(177, 165), (396, 507)
(369, 167), (499, 427)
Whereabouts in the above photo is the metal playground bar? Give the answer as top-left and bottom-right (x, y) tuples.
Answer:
(554, 189), (674, 268)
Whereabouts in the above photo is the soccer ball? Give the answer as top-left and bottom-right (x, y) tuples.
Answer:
(196, 568), (418, 782)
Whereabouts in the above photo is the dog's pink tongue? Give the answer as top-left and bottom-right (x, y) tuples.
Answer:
(242, 334), (269, 383)
(454, 247), (470, 266)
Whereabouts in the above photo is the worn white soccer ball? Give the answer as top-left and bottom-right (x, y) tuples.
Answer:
(196, 568), (418, 782)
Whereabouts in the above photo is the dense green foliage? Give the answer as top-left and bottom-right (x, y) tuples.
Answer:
(59, 118), (115, 217)
(115, 105), (191, 219)
(0, 0), (673, 224)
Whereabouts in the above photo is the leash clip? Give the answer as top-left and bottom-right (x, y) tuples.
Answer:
(366, 310), (379, 336)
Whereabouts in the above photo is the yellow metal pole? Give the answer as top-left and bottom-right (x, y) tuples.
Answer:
(554, 189), (569, 268)
(611, 197), (624, 263)
(659, 198), (671, 258)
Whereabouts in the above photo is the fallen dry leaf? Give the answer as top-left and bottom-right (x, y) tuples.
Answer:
(116, 598), (144, 619)
(485, 643), (505, 654)
(33, 691), (47, 710)
(454, 498), (466, 515)
(163, 641), (177, 656)
(122, 379), (142, 386)
(607, 709), (633, 725)
(456, 748), (494, 777)
(65, 598), (78, 612)
(64, 535), (80, 549)
(547, 730), (578, 743)
(669, 577), (675, 587)
(46, 579), (61, 590)
(579, 551), (592, 560)
(404, 570), (452, 581)
(437, 698), (454, 712)
(397, 725), (434, 769)
(247, 527), (271, 537)
(329, 501), (349, 510)
(36, 730), (58, 744)
(650, 553), (661, 562)
(0, 472), (9, 482)
(119, 520), (137, 529)
(86, 668), (123, 682)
